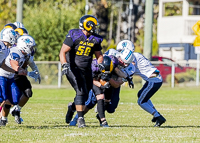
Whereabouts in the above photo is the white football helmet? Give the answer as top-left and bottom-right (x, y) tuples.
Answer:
(119, 48), (134, 65)
(104, 49), (120, 58)
(17, 35), (36, 55)
(13, 22), (25, 28)
(116, 40), (135, 52)
(0, 28), (16, 45)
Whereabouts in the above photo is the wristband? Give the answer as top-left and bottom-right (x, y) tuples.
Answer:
(15, 71), (19, 74)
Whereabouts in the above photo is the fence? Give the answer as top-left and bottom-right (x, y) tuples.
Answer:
(30, 60), (200, 88)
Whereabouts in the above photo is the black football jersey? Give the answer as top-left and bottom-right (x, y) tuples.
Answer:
(63, 29), (103, 71)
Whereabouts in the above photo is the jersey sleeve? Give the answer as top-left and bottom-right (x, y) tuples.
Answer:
(93, 43), (102, 51)
(63, 34), (74, 47)
(10, 52), (20, 62)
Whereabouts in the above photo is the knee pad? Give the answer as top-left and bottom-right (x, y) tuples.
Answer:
(4, 104), (11, 109)
(24, 88), (32, 98)
(75, 95), (86, 105)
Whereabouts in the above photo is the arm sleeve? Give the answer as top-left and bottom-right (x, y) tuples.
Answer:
(28, 56), (39, 73)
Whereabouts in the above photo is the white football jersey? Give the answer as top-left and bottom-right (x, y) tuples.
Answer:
(0, 46), (26, 78)
(0, 41), (10, 63)
(133, 52), (162, 82)
(104, 49), (120, 58)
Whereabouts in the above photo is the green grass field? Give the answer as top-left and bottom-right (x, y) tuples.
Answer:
(1, 86), (200, 143)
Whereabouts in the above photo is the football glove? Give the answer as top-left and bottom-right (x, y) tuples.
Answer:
(126, 76), (134, 89)
(27, 70), (40, 82)
(62, 63), (71, 76)
(97, 63), (105, 72)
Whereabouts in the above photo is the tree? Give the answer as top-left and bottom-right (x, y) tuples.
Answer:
(23, 1), (85, 61)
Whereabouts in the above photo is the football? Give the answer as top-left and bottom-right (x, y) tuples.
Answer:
(100, 79), (107, 86)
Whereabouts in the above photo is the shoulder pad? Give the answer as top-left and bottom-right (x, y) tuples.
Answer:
(91, 33), (103, 43)
(68, 29), (83, 42)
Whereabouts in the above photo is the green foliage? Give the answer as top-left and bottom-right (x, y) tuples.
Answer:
(163, 2), (183, 16)
(101, 39), (117, 53)
(134, 29), (144, 53)
(23, 1), (85, 61)
(0, 0), (17, 29)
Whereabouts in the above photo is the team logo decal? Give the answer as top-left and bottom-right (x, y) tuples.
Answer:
(122, 42), (127, 48)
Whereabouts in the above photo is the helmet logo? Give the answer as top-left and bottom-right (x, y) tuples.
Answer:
(83, 17), (97, 32)
(15, 28), (24, 36)
(24, 38), (31, 44)
(11, 30), (16, 36)
(122, 42), (127, 48)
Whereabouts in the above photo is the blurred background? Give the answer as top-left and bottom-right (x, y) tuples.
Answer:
(0, 0), (200, 88)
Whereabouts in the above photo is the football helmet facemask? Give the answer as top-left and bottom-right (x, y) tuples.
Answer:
(118, 48), (134, 67)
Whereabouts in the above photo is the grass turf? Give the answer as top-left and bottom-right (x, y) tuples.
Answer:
(1, 86), (200, 143)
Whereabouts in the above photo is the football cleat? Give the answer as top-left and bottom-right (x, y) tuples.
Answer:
(0, 119), (8, 126)
(101, 120), (109, 127)
(65, 102), (75, 124)
(77, 117), (86, 128)
(13, 110), (21, 124)
(154, 115), (166, 127)
(152, 112), (160, 122)
(10, 105), (21, 124)
(69, 117), (78, 126)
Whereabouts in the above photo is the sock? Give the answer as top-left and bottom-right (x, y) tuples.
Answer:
(2, 116), (7, 120)
(153, 112), (160, 117)
(97, 99), (105, 119)
(77, 111), (84, 118)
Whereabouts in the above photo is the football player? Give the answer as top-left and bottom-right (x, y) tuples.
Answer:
(9, 27), (41, 124)
(0, 28), (27, 114)
(118, 42), (166, 127)
(3, 23), (41, 123)
(69, 49), (135, 126)
(59, 15), (104, 128)
(0, 35), (38, 126)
